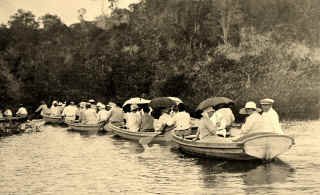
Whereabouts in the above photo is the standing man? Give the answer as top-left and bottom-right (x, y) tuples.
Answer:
(260, 98), (284, 134)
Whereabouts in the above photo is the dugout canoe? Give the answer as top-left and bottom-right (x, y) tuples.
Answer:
(172, 131), (294, 161)
(107, 121), (173, 143)
(42, 114), (64, 124)
(66, 121), (105, 132)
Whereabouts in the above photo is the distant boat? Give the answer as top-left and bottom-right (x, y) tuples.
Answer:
(0, 116), (28, 136)
(66, 121), (104, 132)
(107, 122), (173, 144)
(42, 114), (64, 124)
(172, 131), (294, 161)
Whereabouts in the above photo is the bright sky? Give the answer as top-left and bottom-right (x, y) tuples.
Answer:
(0, 0), (140, 25)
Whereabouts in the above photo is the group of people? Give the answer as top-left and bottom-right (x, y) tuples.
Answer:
(32, 97), (283, 142)
(35, 99), (124, 125)
(0, 104), (28, 118)
(194, 98), (283, 142)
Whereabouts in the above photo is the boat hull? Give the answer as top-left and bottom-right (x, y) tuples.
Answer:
(66, 122), (104, 132)
(172, 131), (294, 161)
(107, 122), (172, 143)
(42, 115), (64, 124)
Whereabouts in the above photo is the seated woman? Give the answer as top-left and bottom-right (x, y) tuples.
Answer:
(124, 104), (142, 132)
(210, 104), (235, 137)
(139, 104), (154, 132)
(172, 104), (191, 137)
(238, 101), (271, 136)
(83, 103), (98, 124)
(193, 106), (217, 142)
(152, 107), (174, 134)
(50, 102), (60, 116)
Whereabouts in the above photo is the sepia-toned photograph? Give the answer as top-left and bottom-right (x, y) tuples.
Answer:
(0, 0), (319, 194)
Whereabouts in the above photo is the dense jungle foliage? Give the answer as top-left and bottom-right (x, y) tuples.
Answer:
(0, 0), (319, 120)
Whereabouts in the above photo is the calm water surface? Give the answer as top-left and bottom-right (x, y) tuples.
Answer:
(1, 121), (319, 195)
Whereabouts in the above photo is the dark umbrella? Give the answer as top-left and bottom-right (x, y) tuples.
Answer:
(196, 97), (233, 111)
(149, 97), (176, 110)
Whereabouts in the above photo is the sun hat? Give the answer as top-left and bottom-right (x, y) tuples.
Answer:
(88, 99), (96, 103)
(97, 102), (103, 107)
(100, 104), (106, 109)
(260, 98), (274, 105)
(239, 101), (262, 114)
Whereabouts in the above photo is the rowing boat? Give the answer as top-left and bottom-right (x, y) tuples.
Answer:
(107, 122), (173, 143)
(172, 131), (294, 161)
(42, 114), (64, 124)
(66, 121), (105, 132)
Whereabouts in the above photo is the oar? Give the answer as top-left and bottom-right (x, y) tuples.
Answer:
(139, 132), (162, 145)
(139, 125), (175, 145)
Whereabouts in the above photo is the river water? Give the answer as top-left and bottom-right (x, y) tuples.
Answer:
(0, 121), (319, 195)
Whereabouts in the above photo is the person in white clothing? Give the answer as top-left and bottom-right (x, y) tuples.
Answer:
(83, 103), (98, 124)
(172, 104), (191, 136)
(50, 102), (60, 116)
(62, 101), (78, 122)
(124, 104), (142, 132)
(210, 105), (235, 137)
(16, 104), (28, 116)
(97, 104), (110, 122)
(260, 98), (284, 134)
(153, 107), (174, 134)
(35, 101), (49, 116)
(239, 101), (270, 135)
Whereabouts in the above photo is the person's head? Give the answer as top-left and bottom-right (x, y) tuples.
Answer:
(260, 98), (274, 112)
(86, 103), (91, 109)
(99, 104), (106, 110)
(240, 101), (261, 115)
(19, 103), (23, 107)
(130, 104), (139, 112)
(108, 102), (116, 108)
(89, 99), (96, 105)
(140, 104), (150, 113)
(161, 107), (171, 114)
(70, 101), (75, 105)
(151, 108), (162, 119)
(201, 106), (215, 118)
(178, 104), (186, 112)
(40, 100), (46, 105)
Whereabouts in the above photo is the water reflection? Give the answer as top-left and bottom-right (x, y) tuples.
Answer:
(197, 158), (295, 188)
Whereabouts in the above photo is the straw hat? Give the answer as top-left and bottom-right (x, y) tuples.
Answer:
(88, 99), (96, 104)
(260, 98), (274, 105)
(239, 101), (262, 114)
(100, 104), (106, 109)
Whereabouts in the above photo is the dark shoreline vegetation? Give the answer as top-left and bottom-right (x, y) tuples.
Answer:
(0, 0), (319, 121)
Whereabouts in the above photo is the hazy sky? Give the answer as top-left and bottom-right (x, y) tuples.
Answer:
(0, 0), (139, 25)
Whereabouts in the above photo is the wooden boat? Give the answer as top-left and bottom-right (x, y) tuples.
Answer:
(172, 131), (294, 161)
(42, 114), (64, 124)
(107, 121), (173, 143)
(0, 116), (28, 136)
(66, 121), (105, 132)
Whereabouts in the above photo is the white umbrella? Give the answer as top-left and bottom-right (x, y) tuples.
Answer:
(123, 97), (151, 107)
(167, 97), (183, 105)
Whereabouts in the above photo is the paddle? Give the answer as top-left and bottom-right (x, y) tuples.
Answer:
(139, 132), (162, 145)
(139, 125), (175, 145)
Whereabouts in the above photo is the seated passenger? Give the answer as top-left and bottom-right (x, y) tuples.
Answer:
(16, 104), (28, 116)
(35, 101), (49, 117)
(62, 101), (78, 122)
(97, 104), (109, 122)
(50, 102), (60, 116)
(239, 101), (271, 136)
(105, 102), (124, 123)
(4, 108), (13, 117)
(193, 106), (217, 141)
(172, 104), (191, 136)
(139, 105), (154, 132)
(153, 107), (174, 134)
(210, 104), (235, 137)
(260, 98), (284, 134)
(124, 104), (142, 132)
(83, 103), (98, 124)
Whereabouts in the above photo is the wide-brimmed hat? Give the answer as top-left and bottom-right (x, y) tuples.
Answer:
(100, 104), (106, 109)
(260, 98), (274, 105)
(88, 99), (96, 103)
(239, 101), (262, 114)
(96, 102), (103, 107)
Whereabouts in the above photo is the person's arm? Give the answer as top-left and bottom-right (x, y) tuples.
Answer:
(35, 105), (42, 113)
